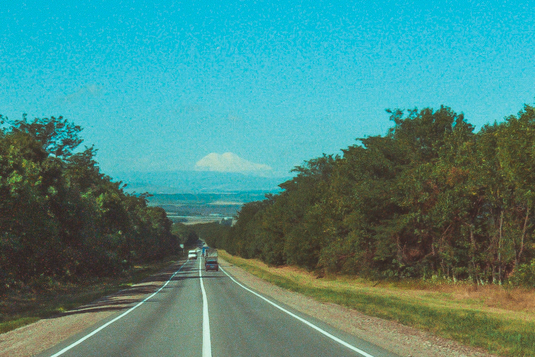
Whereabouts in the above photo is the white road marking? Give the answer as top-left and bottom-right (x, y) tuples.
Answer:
(220, 266), (376, 357)
(48, 260), (190, 357)
(199, 258), (212, 357)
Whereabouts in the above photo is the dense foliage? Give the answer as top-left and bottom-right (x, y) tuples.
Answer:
(189, 221), (232, 249)
(0, 115), (178, 290)
(224, 105), (535, 285)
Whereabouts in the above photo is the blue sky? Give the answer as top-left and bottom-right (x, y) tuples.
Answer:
(1, 0), (534, 178)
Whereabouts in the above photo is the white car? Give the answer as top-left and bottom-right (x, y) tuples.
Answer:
(188, 250), (197, 260)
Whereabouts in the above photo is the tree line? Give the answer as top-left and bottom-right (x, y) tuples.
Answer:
(215, 104), (535, 285)
(0, 115), (179, 290)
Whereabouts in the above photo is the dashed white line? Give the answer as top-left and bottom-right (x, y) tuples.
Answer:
(220, 266), (376, 357)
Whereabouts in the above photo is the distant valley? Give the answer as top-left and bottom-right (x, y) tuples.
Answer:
(111, 170), (291, 194)
(109, 171), (291, 224)
(146, 191), (275, 224)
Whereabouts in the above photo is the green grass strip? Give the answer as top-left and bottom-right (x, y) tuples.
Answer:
(0, 317), (40, 334)
(221, 252), (535, 357)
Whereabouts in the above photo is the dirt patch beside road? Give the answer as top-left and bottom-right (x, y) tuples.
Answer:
(0, 264), (182, 357)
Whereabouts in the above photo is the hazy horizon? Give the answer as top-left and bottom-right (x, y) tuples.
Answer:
(113, 169), (291, 194)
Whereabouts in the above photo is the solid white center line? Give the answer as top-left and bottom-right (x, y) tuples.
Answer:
(220, 265), (375, 357)
(199, 258), (212, 357)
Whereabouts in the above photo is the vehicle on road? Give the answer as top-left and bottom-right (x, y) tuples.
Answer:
(188, 250), (197, 260)
(204, 248), (218, 271)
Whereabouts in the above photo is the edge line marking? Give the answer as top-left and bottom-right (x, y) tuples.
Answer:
(49, 260), (190, 357)
(220, 266), (375, 357)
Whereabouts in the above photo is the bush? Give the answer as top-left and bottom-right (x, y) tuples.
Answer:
(509, 260), (535, 287)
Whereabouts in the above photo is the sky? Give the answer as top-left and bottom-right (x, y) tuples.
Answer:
(1, 0), (534, 179)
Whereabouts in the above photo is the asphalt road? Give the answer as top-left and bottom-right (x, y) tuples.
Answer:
(38, 258), (400, 357)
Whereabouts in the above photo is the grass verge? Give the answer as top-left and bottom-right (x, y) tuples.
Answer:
(220, 250), (535, 357)
(0, 254), (183, 334)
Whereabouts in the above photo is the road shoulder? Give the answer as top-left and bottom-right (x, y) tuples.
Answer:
(1, 258), (499, 357)
(0, 262), (186, 357)
(219, 258), (498, 357)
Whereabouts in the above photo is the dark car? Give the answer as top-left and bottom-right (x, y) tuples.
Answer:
(205, 258), (219, 271)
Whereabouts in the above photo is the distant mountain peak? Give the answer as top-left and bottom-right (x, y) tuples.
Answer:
(194, 152), (272, 174)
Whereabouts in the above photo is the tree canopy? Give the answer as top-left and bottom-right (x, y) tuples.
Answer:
(0, 115), (178, 290)
(221, 104), (535, 286)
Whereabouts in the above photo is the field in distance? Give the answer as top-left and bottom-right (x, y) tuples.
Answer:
(147, 191), (272, 225)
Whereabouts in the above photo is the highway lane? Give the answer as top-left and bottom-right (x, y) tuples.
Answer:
(38, 260), (203, 357)
(206, 263), (398, 357)
(38, 257), (400, 357)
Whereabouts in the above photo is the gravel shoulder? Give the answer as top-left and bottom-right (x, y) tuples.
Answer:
(0, 264), (181, 357)
(0, 258), (499, 357)
(219, 259), (500, 357)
